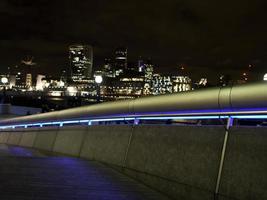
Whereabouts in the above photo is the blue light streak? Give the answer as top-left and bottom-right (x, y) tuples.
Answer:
(0, 114), (267, 130)
(90, 117), (135, 122)
(137, 116), (229, 120)
(61, 120), (80, 124)
(232, 115), (267, 119)
(79, 120), (90, 123)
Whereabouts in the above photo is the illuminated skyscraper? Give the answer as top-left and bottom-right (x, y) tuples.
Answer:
(114, 47), (127, 76)
(102, 58), (114, 77)
(138, 57), (145, 73)
(152, 74), (173, 95)
(69, 45), (93, 82)
(172, 76), (191, 92)
(143, 60), (154, 95)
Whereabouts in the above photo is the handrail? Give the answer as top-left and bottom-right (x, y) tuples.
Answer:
(0, 82), (266, 129)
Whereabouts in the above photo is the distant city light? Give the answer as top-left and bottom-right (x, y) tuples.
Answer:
(1, 77), (8, 84)
(45, 83), (50, 88)
(66, 86), (78, 96)
(49, 91), (62, 97)
(95, 75), (103, 84)
(59, 81), (65, 87)
(264, 73), (267, 81)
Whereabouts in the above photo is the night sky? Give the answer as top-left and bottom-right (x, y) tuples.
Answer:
(1, 0), (267, 82)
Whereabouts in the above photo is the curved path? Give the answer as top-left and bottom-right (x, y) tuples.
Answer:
(0, 144), (169, 200)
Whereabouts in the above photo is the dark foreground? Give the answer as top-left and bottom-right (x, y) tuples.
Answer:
(0, 144), (169, 200)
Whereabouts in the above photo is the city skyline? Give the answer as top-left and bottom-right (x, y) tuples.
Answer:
(0, 0), (267, 83)
(1, 44), (264, 84)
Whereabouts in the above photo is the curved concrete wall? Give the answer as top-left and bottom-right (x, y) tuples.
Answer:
(0, 125), (267, 200)
(19, 128), (39, 147)
(33, 127), (59, 151)
(0, 131), (10, 143)
(53, 126), (87, 156)
(80, 126), (133, 166)
(7, 129), (23, 145)
(219, 127), (267, 200)
(124, 126), (225, 200)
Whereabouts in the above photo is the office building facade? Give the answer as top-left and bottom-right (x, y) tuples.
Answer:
(69, 45), (93, 82)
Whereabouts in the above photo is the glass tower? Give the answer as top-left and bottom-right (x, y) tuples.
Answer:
(69, 45), (93, 82)
(114, 47), (127, 76)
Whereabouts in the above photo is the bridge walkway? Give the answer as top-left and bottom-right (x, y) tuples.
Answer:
(0, 144), (169, 200)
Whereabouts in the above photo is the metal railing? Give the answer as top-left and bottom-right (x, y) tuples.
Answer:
(0, 82), (266, 129)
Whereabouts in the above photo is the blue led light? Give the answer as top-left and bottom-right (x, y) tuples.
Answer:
(30, 123), (43, 127)
(0, 126), (13, 129)
(90, 117), (135, 122)
(1, 113), (267, 130)
(15, 124), (28, 128)
(62, 120), (80, 124)
(232, 115), (267, 119)
(137, 116), (229, 120)
(42, 122), (53, 126)
(52, 122), (62, 125)
(79, 120), (90, 123)
(91, 118), (125, 122)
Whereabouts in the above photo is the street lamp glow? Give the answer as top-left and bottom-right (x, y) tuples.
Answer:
(59, 81), (65, 87)
(1, 77), (8, 84)
(264, 73), (267, 81)
(67, 86), (77, 93)
(95, 75), (103, 84)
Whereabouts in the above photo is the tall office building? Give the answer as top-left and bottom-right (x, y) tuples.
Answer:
(152, 74), (173, 95)
(114, 47), (127, 76)
(69, 45), (93, 82)
(138, 57), (145, 73)
(172, 76), (191, 92)
(143, 60), (154, 95)
(102, 58), (114, 78)
(9, 65), (27, 87)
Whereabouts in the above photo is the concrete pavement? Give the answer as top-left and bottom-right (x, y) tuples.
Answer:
(0, 144), (170, 200)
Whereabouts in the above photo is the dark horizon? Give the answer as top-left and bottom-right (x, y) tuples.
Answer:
(1, 0), (267, 83)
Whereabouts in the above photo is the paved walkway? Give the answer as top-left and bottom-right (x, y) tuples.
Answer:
(0, 144), (169, 200)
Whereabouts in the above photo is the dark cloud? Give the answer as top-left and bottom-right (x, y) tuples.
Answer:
(0, 0), (267, 82)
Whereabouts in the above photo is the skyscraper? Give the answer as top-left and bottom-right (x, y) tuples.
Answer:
(114, 47), (127, 76)
(69, 45), (93, 82)
(152, 74), (173, 95)
(138, 57), (145, 73)
(102, 58), (114, 77)
(143, 59), (154, 95)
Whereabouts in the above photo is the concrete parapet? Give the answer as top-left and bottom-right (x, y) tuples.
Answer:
(53, 126), (87, 156)
(33, 127), (58, 151)
(7, 129), (24, 145)
(123, 125), (225, 200)
(219, 127), (267, 200)
(80, 125), (133, 166)
(19, 128), (39, 148)
(0, 131), (10, 143)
